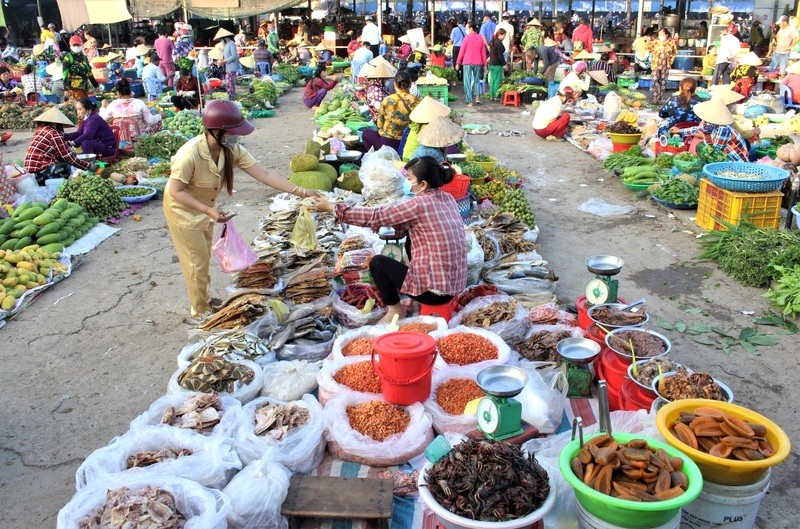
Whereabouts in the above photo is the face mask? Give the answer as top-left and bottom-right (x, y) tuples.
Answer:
(221, 134), (240, 147)
(659, 36), (667, 41)
(401, 179), (412, 195)
(71, 46), (82, 53)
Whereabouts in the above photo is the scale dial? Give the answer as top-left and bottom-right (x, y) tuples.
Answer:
(585, 278), (611, 305)
(476, 397), (500, 434)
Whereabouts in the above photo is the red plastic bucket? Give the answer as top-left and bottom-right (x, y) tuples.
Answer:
(585, 324), (608, 348)
(622, 378), (657, 411)
(598, 348), (628, 392)
(372, 332), (437, 405)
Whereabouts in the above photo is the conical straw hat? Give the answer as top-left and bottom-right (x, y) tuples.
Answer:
(573, 50), (596, 61)
(708, 84), (745, 104)
(135, 44), (150, 56)
(358, 63), (376, 77)
(588, 70), (610, 86)
(315, 42), (330, 51)
(399, 35), (411, 44)
(544, 38), (558, 46)
(418, 116), (464, 148)
(366, 58), (397, 78)
(594, 44), (613, 53)
(414, 40), (430, 54)
(240, 55), (255, 69)
(409, 96), (450, 124)
(526, 18), (542, 26)
(737, 51), (762, 66)
(213, 27), (234, 40)
(32, 44), (46, 56)
(45, 62), (63, 77)
(106, 51), (123, 61)
(208, 48), (224, 61)
(694, 97), (734, 125)
(33, 107), (74, 127)
(787, 61), (800, 74)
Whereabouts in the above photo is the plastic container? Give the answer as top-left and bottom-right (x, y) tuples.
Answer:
(617, 75), (637, 88)
(371, 332), (437, 405)
(418, 85), (450, 106)
(419, 297), (458, 322)
(548, 80), (560, 99)
(621, 377), (657, 411)
(597, 347), (628, 393)
(467, 156), (498, 172)
(560, 433), (704, 528)
(576, 296), (628, 330)
(584, 324), (608, 348)
(696, 179), (783, 231)
(577, 500), (681, 529)
(702, 162), (789, 193)
(680, 470), (770, 529)
(655, 399), (791, 486)
(441, 173), (470, 199)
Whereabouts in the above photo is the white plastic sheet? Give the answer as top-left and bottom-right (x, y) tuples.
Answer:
(261, 360), (321, 401)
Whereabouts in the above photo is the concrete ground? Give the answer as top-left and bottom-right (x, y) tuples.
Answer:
(0, 89), (796, 528)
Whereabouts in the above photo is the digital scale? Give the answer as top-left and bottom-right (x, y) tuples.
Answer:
(584, 255), (624, 305)
(378, 229), (407, 263)
(476, 366), (528, 441)
(557, 337), (601, 398)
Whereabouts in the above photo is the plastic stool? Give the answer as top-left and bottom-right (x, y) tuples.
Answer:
(418, 298), (459, 322)
(502, 90), (521, 107)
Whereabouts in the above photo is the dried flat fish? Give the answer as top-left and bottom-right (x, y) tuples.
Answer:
(515, 330), (572, 364)
(78, 486), (187, 529)
(196, 330), (271, 363)
(162, 394), (223, 434)
(253, 403), (310, 440)
(285, 268), (331, 305)
(461, 300), (518, 328)
(199, 293), (268, 332)
(337, 235), (368, 258)
(234, 259), (278, 290)
(177, 356), (255, 394)
(126, 448), (193, 468)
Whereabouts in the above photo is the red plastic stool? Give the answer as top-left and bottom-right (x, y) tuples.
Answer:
(502, 90), (521, 107)
(419, 298), (459, 322)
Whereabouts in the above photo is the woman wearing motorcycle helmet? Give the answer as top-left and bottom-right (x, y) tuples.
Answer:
(163, 100), (316, 321)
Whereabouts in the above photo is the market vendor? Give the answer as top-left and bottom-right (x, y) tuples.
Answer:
(362, 69), (419, 153)
(23, 107), (91, 180)
(0, 66), (24, 103)
(100, 78), (162, 141)
(532, 86), (575, 140)
(707, 86), (759, 144)
(205, 48), (226, 94)
(43, 62), (65, 102)
(171, 68), (203, 110)
(164, 100), (318, 321)
(412, 115), (464, 162)
(657, 77), (700, 138)
(429, 44), (447, 68)
(558, 61), (591, 96)
(303, 65), (338, 109)
(671, 97), (749, 162)
(730, 52), (762, 98)
(530, 38), (561, 82)
(315, 42), (333, 66)
(64, 97), (116, 157)
(105, 52), (124, 86)
(589, 53), (616, 84)
(310, 156), (467, 323)
(401, 96), (450, 161)
(63, 35), (99, 101)
(780, 61), (800, 103)
(363, 60), (395, 120)
(142, 52), (166, 101)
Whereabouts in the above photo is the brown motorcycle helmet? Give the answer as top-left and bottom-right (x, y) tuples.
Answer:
(202, 100), (254, 135)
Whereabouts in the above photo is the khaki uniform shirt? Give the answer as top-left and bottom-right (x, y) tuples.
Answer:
(164, 135), (257, 230)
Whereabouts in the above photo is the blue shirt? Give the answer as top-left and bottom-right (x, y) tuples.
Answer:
(411, 145), (446, 163)
(450, 25), (466, 47)
(479, 21), (496, 44)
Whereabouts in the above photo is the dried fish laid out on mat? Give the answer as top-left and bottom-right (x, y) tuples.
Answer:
(177, 356), (255, 394)
(284, 268), (332, 305)
(253, 403), (310, 440)
(234, 259), (279, 290)
(198, 293), (269, 332)
(160, 394), (224, 434)
(193, 330), (273, 364)
(77, 486), (187, 529)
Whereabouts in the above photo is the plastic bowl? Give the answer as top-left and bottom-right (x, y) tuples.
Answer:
(605, 327), (671, 364)
(207, 78), (223, 88)
(656, 399), (791, 486)
(587, 303), (649, 331)
(609, 132), (642, 145)
(116, 185), (157, 204)
(559, 433), (703, 528)
(418, 462), (556, 529)
(651, 372), (733, 404)
(467, 155), (498, 173)
(0, 131), (12, 142)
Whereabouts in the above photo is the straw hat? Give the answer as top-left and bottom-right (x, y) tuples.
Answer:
(737, 52), (762, 66)
(572, 50), (596, 61)
(240, 55), (255, 69)
(787, 61), (800, 74)
(366, 61), (396, 78)
(409, 96), (450, 124)
(45, 62), (63, 77)
(106, 51), (123, 61)
(101, 43), (111, 49)
(708, 84), (745, 104)
(594, 44), (613, 53)
(399, 35), (411, 44)
(208, 48), (224, 61)
(588, 70), (610, 86)
(358, 63), (376, 77)
(418, 116), (464, 148)
(33, 107), (74, 127)
(32, 44), (46, 56)
(213, 27), (235, 40)
(526, 18), (542, 26)
(135, 44), (150, 56)
(414, 40), (430, 54)
(693, 97), (734, 125)
(544, 38), (558, 47)
(315, 42), (330, 51)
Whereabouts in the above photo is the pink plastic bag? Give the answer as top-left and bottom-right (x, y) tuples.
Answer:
(212, 220), (258, 273)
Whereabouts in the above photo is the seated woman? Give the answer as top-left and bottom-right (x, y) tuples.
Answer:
(671, 97), (749, 162)
(730, 52), (761, 98)
(412, 115), (464, 162)
(20, 65), (42, 103)
(707, 85), (760, 145)
(558, 60), (591, 96)
(532, 86), (576, 140)
(24, 107), (91, 180)
(303, 65), (338, 108)
(171, 68), (203, 110)
(397, 35), (413, 60)
(0, 66), (24, 104)
(658, 77), (701, 138)
(362, 70), (419, 153)
(64, 98), (116, 156)
(781, 61), (800, 103)
(589, 53), (616, 84)
(402, 96), (451, 161)
(99, 78), (162, 142)
(205, 48), (226, 94)
(362, 60), (394, 119)
(310, 156), (467, 323)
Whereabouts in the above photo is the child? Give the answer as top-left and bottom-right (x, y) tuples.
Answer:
(702, 46), (717, 77)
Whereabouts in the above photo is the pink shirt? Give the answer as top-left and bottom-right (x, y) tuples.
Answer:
(781, 73), (800, 102)
(572, 24), (593, 52)
(154, 36), (175, 65)
(456, 32), (487, 67)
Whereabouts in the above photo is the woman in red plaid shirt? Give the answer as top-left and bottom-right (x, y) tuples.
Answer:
(311, 157), (467, 323)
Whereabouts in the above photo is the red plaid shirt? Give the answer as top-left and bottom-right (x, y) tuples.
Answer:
(335, 189), (467, 296)
(24, 126), (89, 174)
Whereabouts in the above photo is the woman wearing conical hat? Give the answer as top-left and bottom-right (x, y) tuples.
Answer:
(730, 52), (762, 98)
(213, 27), (239, 99)
(670, 97), (749, 162)
(24, 107), (91, 178)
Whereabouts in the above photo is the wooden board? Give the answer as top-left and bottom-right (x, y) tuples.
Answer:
(282, 476), (393, 519)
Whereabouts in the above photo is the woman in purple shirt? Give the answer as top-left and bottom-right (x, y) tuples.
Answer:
(64, 98), (116, 157)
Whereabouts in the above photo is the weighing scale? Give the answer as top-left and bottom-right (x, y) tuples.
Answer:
(557, 337), (601, 398)
(476, 366), (527, 441)
(584, 255), (624, 305)
(378, 229), (407, 263)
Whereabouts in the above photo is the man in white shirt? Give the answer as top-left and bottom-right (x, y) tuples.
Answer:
(712, 26), (740, 85)
(351, 41), (374, 82)
(361, 16), (381, 58)
(770, 16), (798, 74)
(533, 86), (575, 140)
(141, 53), (166, 101)
(497, 12), (515, 62)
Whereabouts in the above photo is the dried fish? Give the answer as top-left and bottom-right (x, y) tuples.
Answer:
(514, 330), (572, 364)
(460, 300), (518, 328)
(253, 403), (310, 440)
(196, 330), (271, 363)
(161, 394), (223, 434)
(126, 448), (193, 468)
(78, 486), (187, 529)
(177, 356), (255, 394)
(285, 268), (332, 305)
(338, 235), (368, 258)
(234, 259), (279, 290)
(199, 293), (268, 332)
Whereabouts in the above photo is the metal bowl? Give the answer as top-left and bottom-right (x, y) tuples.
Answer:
(447, 153), (468, 163)
(605, 327), (671, 364)
(337, 150), (362, 161)
(77, 153), (97, 162)
(626, 358), (682, 394)
(556, 337), (601, 365)
(587, 302), (649, 331)
(476, 365), (528, 398)
(585, 255), (624, 276)
(652, 371), (734, 403)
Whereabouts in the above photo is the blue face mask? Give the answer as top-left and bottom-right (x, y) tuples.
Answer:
(402, 179), (412, 196)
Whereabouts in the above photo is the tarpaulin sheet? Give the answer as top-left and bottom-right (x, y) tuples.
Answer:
(187, 0), (306, 18)
(129, 0), (181, 18)
(85, 0), (133, 23)
(56, 0), (90, 31)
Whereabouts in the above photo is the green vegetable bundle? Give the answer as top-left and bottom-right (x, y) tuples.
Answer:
(654, 153), (675, 169)
(134, 131), (189, 160)
(673, 152), (702, 173)
(620, 166), (666, 184)
(764, 265), (800, 318)
(652, 178), (699, 205)
(460, 162), (486, 179)
(273, 64), (303, 84)
(696, 142), (727, 164)
(428, 66), (457, 82)
(249, 79), (279, 105)
(603, 152), (653, 172)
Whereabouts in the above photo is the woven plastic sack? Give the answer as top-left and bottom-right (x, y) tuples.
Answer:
(222, 459), (291, 529)
(168, 359), (264, 404)
(448, 294), (529, 343)
(212, 220), (258, 273)
(430, 326), (511, 370)
(234, 394), (325, 472)
(423, 364), (484, 435)
(261, 360), (321, 401)
(75, 426), (242, 490)
(329, 326), (390, 361)
(57, 474), (231, 529)
(317, 356), (382, 404)
(324, 392), (434, 466)
(129, 393), (243, 440)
